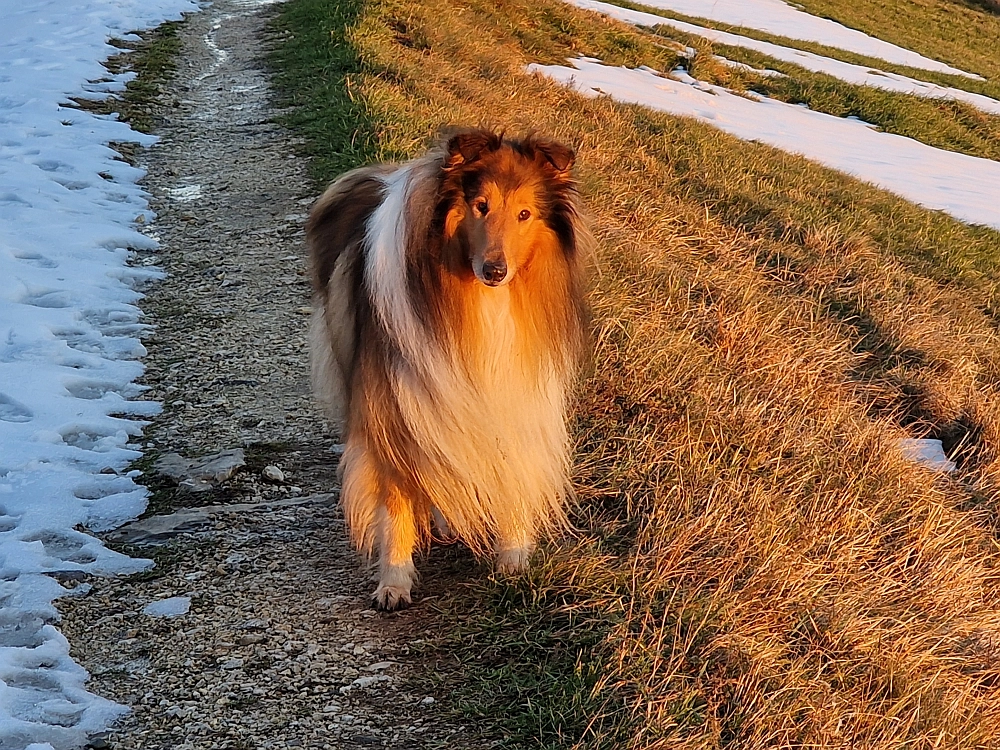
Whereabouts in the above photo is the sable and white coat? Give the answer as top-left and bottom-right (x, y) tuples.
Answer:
(307, 130), (589, 609)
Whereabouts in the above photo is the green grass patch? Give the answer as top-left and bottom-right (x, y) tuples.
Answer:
(268, 0), (383, 183)
(77, 20), (184, 133)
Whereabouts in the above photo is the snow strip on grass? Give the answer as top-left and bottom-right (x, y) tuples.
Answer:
(569, 0), (1000, 116)
(529, 59), (1000, 231)
(592, 0), (980, 79)
(0, 0), (197, 747)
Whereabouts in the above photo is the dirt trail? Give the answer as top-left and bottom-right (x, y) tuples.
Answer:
(58, 1), (471, 748)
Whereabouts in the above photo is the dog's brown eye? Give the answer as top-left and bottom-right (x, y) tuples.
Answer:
(474, 200), (489, 216)
(518, 209), (531, 221)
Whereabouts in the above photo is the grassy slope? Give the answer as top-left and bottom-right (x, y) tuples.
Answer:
(794, 0), (1000, 83)
(271, 0), (1000, 747)
(605, 0), (1000, 162)
(613, 0), (1000, 94)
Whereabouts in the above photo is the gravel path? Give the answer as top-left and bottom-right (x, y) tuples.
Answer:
(57, 1), (472, 747)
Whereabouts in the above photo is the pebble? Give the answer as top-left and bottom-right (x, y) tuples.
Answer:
(262, 465), (285, 483)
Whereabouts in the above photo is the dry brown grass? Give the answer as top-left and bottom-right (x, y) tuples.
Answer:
(275, 0), (1000, 745)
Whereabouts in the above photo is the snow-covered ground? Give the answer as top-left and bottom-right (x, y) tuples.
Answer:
(570, 0), (1000, 116)
(0, 1), (196, 747)
(531, 59), (1000, 230)
(616, 0), (980, 79)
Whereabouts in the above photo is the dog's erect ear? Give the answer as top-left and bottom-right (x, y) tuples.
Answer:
(533, 138), (575, 174)
(446, 129), (500, 167)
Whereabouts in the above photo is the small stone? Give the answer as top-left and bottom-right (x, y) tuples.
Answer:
(238, 634), (266, 646)
(221, 658), (244, 670)
(178, 477), (214, 492)
(156, 448), (246, 490)
(262, 465), (285, 483)
(142, 596), (191, 618)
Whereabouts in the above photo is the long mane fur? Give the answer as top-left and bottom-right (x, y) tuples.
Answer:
(308, 130), (591, 558)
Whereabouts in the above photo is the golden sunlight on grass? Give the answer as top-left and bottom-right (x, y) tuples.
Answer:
(272, 0), (1000, 745)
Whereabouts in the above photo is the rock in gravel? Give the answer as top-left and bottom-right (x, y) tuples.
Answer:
(154, 448), (246, 491)
(262, 464), (285, 483)
(106, 494), (334, 544)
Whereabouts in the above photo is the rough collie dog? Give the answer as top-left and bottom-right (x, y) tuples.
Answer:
(307, 128), (590, 610)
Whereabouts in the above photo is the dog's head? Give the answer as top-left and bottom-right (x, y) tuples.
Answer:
(439, 128), (578, 287)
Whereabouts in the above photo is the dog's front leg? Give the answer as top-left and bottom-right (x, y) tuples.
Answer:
(495, 528), (536, 575)
(373, 486), (418, 610)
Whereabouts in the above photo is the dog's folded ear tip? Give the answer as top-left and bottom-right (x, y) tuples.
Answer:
(533, 138), (576, 173)
(444, 127), (502, 166)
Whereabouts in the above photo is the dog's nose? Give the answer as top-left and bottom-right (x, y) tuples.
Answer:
(481, 258), (507, 286)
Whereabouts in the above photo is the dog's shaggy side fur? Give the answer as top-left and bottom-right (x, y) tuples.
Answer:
(307, 128), (590, 609)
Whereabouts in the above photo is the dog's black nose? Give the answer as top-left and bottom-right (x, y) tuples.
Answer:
(481, 259), (507, 286)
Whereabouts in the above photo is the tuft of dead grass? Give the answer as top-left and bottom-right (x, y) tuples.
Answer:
(273, 0), (1000, 746)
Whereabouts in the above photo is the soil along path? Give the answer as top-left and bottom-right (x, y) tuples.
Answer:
(58, 1), (469, 748)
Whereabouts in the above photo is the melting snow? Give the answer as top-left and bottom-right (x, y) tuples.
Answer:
(529, 59), (1000, 231)
(164, 184), (204, 202)
(593, 0), (981, 79)
(568, 0), (1000, 116)
(898, 438), (957, 473)
(0, 0), (197, 747)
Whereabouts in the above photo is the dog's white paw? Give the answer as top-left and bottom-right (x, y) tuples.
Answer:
(373, 560), (416, 611)
(495, 545), (533, 574)
(372, 583), (412, 611)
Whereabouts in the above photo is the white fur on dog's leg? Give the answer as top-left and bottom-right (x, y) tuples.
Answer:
(373, 559), (416, 611)
(431, 506), (458, 544)
(495, 542), (535, 574)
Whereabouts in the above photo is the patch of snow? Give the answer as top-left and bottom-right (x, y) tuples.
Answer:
(0, 0), (198, 747)
(164, 184), (204, 202)
(569, 0), (981, 79)
(142, 596), (191, 618)
(568, 1), (1000, 116)
(715, 57), (787, 78)
(529, 59), (1000, 231)
(898, 438), (957, 473)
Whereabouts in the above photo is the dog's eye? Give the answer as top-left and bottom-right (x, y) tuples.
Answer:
(474, 200), (489, 216)
(518, 209), (531, 221)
